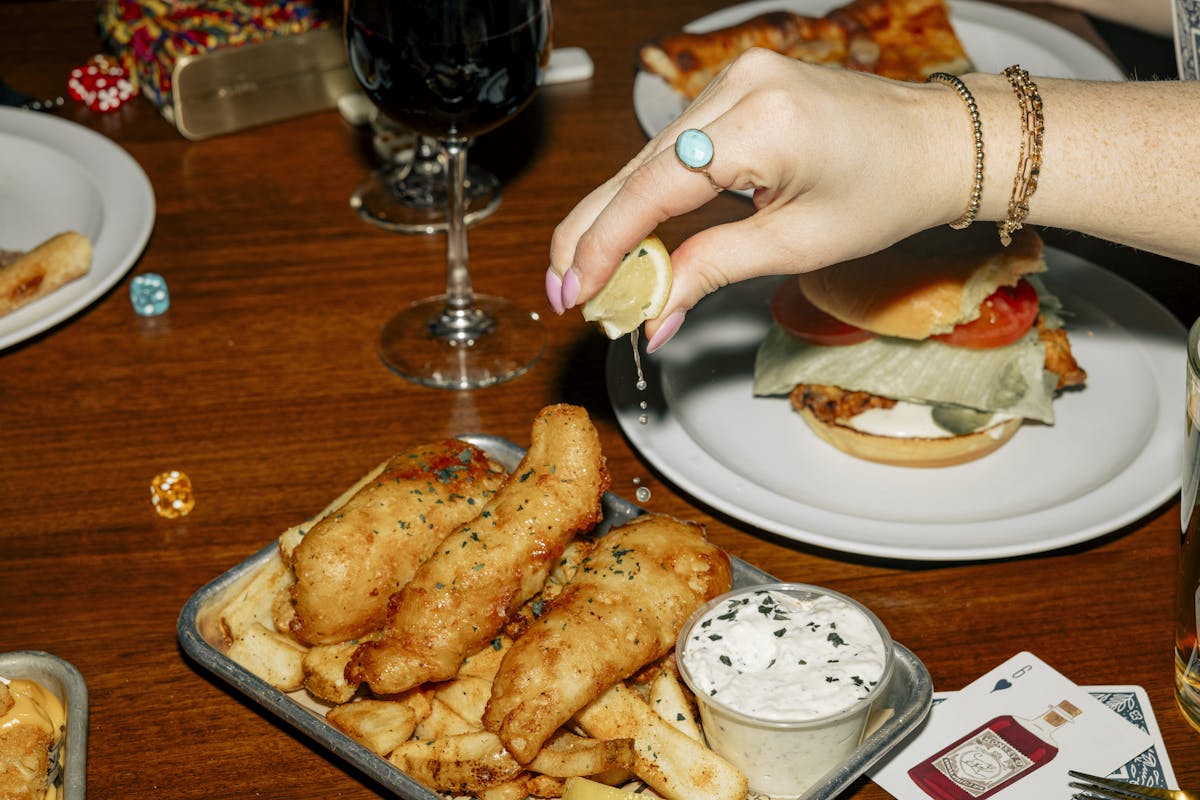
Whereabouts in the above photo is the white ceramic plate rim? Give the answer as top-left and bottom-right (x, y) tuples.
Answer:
(633, 0), (1126, 140)
(607, 249), (1186, 561)
(0, 108), (155, 351)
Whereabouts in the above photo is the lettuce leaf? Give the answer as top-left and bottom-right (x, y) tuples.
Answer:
(753, 325), (1058, 423)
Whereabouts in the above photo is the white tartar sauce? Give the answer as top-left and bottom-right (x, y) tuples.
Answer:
(847, 401), (1016, 439)
(681, 589), (887, 722)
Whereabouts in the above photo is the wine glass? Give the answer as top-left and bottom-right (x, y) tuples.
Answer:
(350, 127), (503, 235)
(346, 0), (550, 389)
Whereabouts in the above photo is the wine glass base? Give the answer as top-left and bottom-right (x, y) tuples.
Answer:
(378, 294), (544, 389)
(351, 163), (502, 234)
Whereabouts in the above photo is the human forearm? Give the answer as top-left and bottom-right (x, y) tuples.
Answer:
(547, 53), (1200, 348)
(957, 73), (1200, 262)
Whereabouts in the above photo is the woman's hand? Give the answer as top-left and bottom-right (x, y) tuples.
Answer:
(547, 49), (969, 350)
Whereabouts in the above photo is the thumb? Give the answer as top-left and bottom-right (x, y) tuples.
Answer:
(642, 215), (809, 349)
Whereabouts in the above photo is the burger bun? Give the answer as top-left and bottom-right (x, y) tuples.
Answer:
(796, 407), (1022, 468)
(796, 226), (1045, 340)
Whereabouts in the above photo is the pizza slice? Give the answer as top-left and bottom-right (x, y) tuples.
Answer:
(638, 0), (971, 100)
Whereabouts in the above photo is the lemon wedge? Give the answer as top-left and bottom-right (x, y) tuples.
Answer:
(562, 777), (639, 800)
(581, 235), (672, 339)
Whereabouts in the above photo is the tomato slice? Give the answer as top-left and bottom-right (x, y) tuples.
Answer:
(932, 278), (1040, 349)
(769, 278), (875, 346)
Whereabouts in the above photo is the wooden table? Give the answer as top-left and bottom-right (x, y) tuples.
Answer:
(2, 2), (1197, 798)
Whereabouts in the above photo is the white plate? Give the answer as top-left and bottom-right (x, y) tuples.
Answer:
(607, 249), (1186, 561)
(0, 108), (155, 350)
(633, 0), (1126, 139)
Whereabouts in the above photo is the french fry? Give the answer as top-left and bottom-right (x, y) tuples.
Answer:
(478, 777), (535, 800)
(562, 777), (641, 799)
(435, 675), (495, 729)
(575, 683), (747, 800)
(326, 692), (432, 756)
(303, 640), (362, 704)
(527, 731), (636, 778)
(277, 525), (305, 566)
(416, 697), (482, 739)
(647, 668), (702, 742)
(271, 576), (297, 635)
(524, 774), (566, 797)
(226, 622), (307, 691)
(389, 731), (522, 794)
(427, 636), (511, 728)
(456, 636), (511, 681)
(218, 556), (295, 644)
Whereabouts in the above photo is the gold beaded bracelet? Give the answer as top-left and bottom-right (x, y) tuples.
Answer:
(998, 65), (1044, 246)
(927, 72), (984, 230)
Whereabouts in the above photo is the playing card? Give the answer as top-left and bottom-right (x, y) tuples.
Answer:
(1087, 685), (1177, 789)
(869, 652), (1155, 799)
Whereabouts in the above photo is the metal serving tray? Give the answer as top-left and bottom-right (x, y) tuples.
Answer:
(178, 434), (932, 800)
(0, 650), (88, 799)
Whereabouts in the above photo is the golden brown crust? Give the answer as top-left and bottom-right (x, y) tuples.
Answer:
(829, 0), (971, 78)
(288, 441), (507, 646)
(639, 12), (849, 99)
(790, 383), (896, 425)
(0, 231), (92, 317)
(482, 514), (732, 764)
(638, 0), (970, 99)
(1038, 316), (1088, 390)
(796, 226), (1046, 340)
(346, 405), (611, 696)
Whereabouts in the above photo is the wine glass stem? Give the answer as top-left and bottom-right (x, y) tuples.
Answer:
(436, 137), (492, 340)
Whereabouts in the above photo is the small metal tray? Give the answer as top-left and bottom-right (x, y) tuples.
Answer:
(0, 650), (88, 799)
(178, 434), (932, 800)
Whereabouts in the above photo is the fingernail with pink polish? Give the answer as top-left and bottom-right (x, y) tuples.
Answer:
(560, 268), (581, 310)
(545, 267), (565, 314)
(646, 310), (685, 353)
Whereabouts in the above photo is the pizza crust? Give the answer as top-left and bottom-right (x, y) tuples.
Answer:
(639, 0), (972, 99)
(0, 231), (93, 317)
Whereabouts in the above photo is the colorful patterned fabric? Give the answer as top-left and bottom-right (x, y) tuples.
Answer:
(99, 0), (332, 109)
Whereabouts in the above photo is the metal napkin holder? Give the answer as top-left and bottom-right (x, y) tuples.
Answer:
(168, 26), (357, 140)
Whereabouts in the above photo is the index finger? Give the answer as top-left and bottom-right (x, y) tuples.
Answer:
(558, 135), (748, 311)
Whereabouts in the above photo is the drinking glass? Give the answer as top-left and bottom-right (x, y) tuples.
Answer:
(345, 0), (550, 388)
(350, 131), (502, 234)
(1176, 317), (1200, 732)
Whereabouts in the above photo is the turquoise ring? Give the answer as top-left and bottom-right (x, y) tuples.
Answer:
(674, 128), (724, 192)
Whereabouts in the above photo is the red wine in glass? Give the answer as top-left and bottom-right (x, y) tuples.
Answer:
(346, 0), (551, 388)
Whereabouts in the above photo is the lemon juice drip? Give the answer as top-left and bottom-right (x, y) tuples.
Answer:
(631, 330), (647, 391)
(631, 331), (650, 425)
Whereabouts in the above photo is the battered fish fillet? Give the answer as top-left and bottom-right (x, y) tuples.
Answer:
(346, 404), (610, 695)
(288, 441), (506, 646)
(482, 514), (732, 764)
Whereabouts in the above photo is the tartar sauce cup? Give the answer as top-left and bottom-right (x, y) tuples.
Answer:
(675, 582), (895, 799)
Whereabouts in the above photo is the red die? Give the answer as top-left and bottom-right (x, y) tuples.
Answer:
(67, 58), (134, 113)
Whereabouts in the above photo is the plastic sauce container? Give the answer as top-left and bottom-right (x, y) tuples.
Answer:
(676, 583), (894, 798)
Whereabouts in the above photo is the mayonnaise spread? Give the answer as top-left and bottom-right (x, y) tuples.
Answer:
(681, 589), (888, 721)
(847, 401), (1016, 439)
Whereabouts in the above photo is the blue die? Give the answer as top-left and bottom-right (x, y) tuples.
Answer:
(130, 273), (169, 316)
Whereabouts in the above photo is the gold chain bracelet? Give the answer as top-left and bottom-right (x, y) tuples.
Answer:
(927, 72), (984, 230)
(998, 65), (1044, 246)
